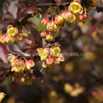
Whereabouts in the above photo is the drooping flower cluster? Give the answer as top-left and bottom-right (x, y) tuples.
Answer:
(8, 55), (35, 72)
(0, 25), (29, 44)
(41, 15), (64, 41)
(21, 75), (35, 85)
(61, 0), (87, 23)
(37, 45), (64, 68)
(40, 0), (89, 42)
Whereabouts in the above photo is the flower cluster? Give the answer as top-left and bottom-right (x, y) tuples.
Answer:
(37, 45), (64, 68)
(40, 0), (92, 42)
(8, 55), (35, 72)
(64, 83), (85, 97)
(0, 25), (29, 44)
(41, 14), (64, 41)
(21, 75), (35, 85)
(61, 0), (87, 23)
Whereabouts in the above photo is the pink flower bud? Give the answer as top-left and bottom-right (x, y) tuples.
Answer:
(46, 57), (53, 64)
(41, 18), (49, 26)
(0, 34), (7, 43)
(40, 31), (47, 38)
(55, 15), (64, 25)
(57, 54), (65, 61)
(42, 61), (47, 68)
(25, 60), (35, 70)
(78, 13), (87, 20)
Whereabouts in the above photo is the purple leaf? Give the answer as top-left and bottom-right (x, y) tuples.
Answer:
(30, 27), (42, 47)
(9, 1), (18, 19)
(0, 43), (8, 63)
(4, 13), (14, 20)
(0, 62), (11, 69)
(25, 7), (42, 14)
(2, 2), (9, 14)
(23, 37), (32, 45)
(7, 44), (23, 55)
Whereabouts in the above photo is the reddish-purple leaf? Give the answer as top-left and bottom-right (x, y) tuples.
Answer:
(0, 20), (13, 24)
(0, 71), (6, 82)
(4, 13), (14, 20)
(17, 7), (27, 19)
(25, 7), (42, 14)
(16, 41), (30, 50)
(7, 44), (23, 54)
(30, 27), (42, 47)
(0, 62), (11, 69)
(2, 2), (9, 14)
(9, 1), (18, 19)
(0, 43), (8, 63)
(23, 37), (32, 45)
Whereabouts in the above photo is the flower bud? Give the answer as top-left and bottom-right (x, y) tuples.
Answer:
(69, 1), (83, 14)
(0, 34), (7, 43)
(7, 25), (18, 36)
(78, 13), (87, 20)
(55, 15), (64, 25)
(0, 92), (5, 102)
(47, 21), (57, 31)
(64, 83), (73, 93)
(46, 33), (55, 41)
(57, 54), (65, 61)
(8, 55), (17, 63)
(40, 31), (47, 38)
(54, 58), (60, 64)
(46, 57), (53, 64)
(60, 11), (69, 18)
(41, 18), (49, 26)
(25, 60), (35, 70)
(42, 61), (47, 68)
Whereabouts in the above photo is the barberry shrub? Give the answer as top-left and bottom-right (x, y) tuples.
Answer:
(0, 0), (102, 103)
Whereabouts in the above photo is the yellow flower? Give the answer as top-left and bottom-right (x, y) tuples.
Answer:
(64, 11), (76, 22)
(5, 36), (15, 44)
(8, 55), (17, 62)
(50, 46), (61, 57)
(0, 92), (5, 102)
(69, 2), (83, 14)
(14, 60), (25, 72)
(37, 48), (49, 60)
(7, 25), (18, 36)
(64, 83), (73, 93)
(46, 33), (55, 41)
(47, 21), (58, 31)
